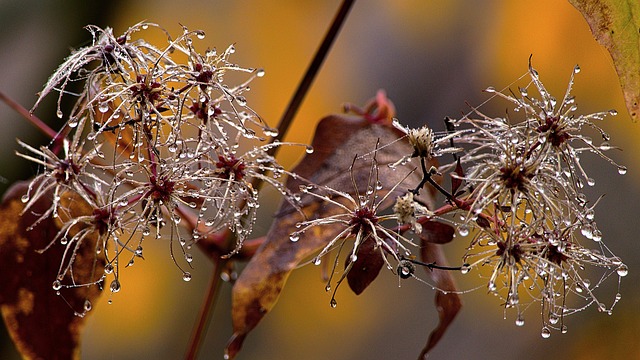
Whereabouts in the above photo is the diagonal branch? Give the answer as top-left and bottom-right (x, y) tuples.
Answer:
(267, 0), (356, 157)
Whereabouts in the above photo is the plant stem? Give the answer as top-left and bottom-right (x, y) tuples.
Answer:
(185, 2), (357, 358)
(184, 258), (227, 360)
(0, 90), (58, 140)
(267, 0), (356, 157)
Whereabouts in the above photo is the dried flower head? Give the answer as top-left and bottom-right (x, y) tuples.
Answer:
(462, 217), (626, 336)
(392, 192), (432, 233)
(20, 23), (296, 293)
(290, 154), (420, 306)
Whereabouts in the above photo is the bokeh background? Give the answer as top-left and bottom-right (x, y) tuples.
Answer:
(1, 1), (639, 359)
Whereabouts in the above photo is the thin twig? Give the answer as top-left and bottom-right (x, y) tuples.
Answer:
(266, 0), (356, 158)
(184, 258), (227, 360)
(185, 2), (357, 359)
(0, 90), (58, 140)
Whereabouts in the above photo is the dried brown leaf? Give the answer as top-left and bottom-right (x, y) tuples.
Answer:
(451, 160), (465, 196)
(226, 93), (430, 359)
(420, 220), (455, 245)
(570, 0), (640, 120)
(419, 241), (462, 359)
(0, 180), (104, 360)
(346, 237), (385, 295)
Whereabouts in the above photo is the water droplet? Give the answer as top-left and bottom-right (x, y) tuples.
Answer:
(541, 327), (551, 339)
(183, 272), (192, 282)
(228, 45), (236, 54)
(110, 279), (121, 293)
(561, 325), (568, 334)
(263, 127), (278, 137)
(609, 109), (618, 116)
(350, 254), (358, 262)
(21, 194), (29, 203)
(289, 233), (300, 242)
(313, 257), (321, 266)
(305, 145), (314, 154)
(141, 24), (149, 30)
(330, 299), (337, 308)
(573, 65), (581, 74)
(235, 96), (247, 106)
(256, 68), (265, 77)
(196, 30), (206, 39)
(457, 225), (469, 237)
(186, 253), (193, 263)
(586, 178), (595, 186)
(485, 86), (496, 93)
(508, 294), (519, 306)
(617, 264), (629, 277)
(68, 118), (79, 128)
(460, 264), (471, 274)
(519, 87), (528, 97)
(324, 284), (331, 292)
(582, 279), (591, 289)
(134, 246), (143, 257)
(56, 109), (63, 119)
(52, 280), (62, 291)
(98, 102), (109, 113)
(84, 300), (92, 312)
(104, 263), (114, 274)
(515, 316), (525, 327)
(549, 314), (559, 325)
(618, 166), (627, 175)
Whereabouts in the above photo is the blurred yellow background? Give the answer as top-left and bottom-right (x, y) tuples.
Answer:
(1, 1), (638, 359)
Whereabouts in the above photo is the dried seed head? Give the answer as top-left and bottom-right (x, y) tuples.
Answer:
(407, 126), (434, 158)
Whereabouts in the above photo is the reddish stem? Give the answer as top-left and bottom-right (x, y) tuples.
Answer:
(184, 257), (226, 360)
(0, 90), (59, 140)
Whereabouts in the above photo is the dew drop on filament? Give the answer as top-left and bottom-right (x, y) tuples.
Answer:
(457, 225), (469, 237)
(617, 264), (629, 277)
(541, 327), (551, 339)
(84, 300), (92, 312)
(110, 279), (121, 293)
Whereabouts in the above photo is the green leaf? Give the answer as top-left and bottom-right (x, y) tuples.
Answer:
(570, 0), (640, 120)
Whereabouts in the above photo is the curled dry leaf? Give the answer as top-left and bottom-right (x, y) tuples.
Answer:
(0, 180), (104, 360)
(226, 92), (456, 359)
(420, 220), (455, 245)
(345, 237), (384, 295)
(570, 0), (640, 120)
(419, 240), (461, 359)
